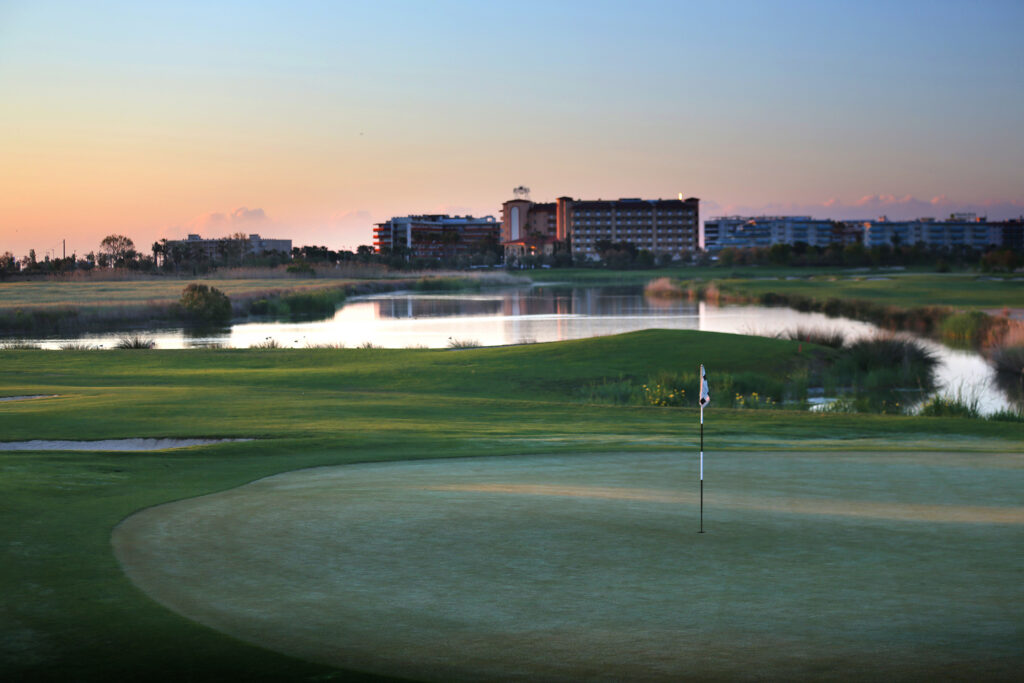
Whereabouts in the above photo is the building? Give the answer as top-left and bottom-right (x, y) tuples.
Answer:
(862, 215), (1002, 250)
(1001, 219), (1024, 251)
(373, 214), (500, 259)
(703, 216), (861, 252)
(161, 233), (291, 264)
(501, 198), (564, 260)
(502, 194), (699, 262)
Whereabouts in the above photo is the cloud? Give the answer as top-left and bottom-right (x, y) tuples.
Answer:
(163, 207), (273, 240)
(706, 195), (1024, 222)
(329, 210), (374, 229)
(185, 206), (270, 233)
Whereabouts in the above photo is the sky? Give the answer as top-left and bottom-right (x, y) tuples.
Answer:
(2, 0), (1023, 258)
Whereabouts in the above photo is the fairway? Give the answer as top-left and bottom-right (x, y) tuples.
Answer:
(114, 451), (1024, 681)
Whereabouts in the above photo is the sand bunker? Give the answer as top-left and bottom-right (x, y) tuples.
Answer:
(0, 438), (252, 451)
(113, 451), (1024, 681)
(0, 394), (58, 402)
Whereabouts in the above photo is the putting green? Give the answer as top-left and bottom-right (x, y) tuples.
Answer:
(113, 452), (1024, 681)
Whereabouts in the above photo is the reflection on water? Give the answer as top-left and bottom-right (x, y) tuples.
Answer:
(20, 284), (1018, 414)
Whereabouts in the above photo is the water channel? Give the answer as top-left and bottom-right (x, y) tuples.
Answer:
(22, 284), (1016, 414)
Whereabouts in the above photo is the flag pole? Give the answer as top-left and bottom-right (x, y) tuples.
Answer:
(698, 362), (708, 534)
(699, 403), (704, 534)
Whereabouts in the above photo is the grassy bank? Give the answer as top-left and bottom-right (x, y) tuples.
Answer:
(531, 268), (1024, 310)
(2, 331), (1022, 681)
(0, 272), (523, 336)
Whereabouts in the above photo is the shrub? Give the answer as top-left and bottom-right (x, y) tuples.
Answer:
(643, 277), (685, 299)
(180, 284), (231, 325)
(990, 345), (1024, 377)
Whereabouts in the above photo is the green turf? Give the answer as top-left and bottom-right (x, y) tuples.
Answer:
(1, 330), (1021, 681)
(699, 271), (1023, 310)
(113, 452), (1024, 681)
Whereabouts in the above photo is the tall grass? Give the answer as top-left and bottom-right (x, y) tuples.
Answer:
(987, 408), (1024, 422)
(1, 340), (42, 350)
(835, 337), (937, 385)
(115, 335), (155, 349)
(779, 326), (846, 348)
(447, 338), (481, 349)
(919, 390), (982, 419)
(939, 311), (991, 348)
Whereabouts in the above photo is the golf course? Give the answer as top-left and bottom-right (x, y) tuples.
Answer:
(3, 330), (1023, 681)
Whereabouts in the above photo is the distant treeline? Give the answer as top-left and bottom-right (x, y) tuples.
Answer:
(4, 232), (1021, 280)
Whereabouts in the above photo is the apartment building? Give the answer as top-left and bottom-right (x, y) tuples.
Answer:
(703, 216), (861, 252)
(862, 215), (1002, 250)
(373, 214), (500, 258)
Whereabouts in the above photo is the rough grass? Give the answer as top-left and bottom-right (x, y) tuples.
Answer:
(1, 330), (1021, 681)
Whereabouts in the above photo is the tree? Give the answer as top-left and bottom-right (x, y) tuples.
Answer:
(0, 251), (16, 279)
(179, 284), (231, 325)
(99, 234), (137, 267)
(230, 232), (249, 265)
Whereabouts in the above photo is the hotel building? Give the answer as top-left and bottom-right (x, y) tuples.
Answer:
(502, 195), (700, 261)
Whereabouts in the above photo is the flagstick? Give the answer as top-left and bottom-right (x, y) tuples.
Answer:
(699, 404), (704, 533)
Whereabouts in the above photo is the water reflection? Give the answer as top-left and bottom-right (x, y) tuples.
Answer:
(17, 284), (1018, 414)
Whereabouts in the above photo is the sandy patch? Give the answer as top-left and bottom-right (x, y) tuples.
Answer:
(113, 451), (1024, 681)
(0, 395), (58, 402)
(0, 438), (252, 451)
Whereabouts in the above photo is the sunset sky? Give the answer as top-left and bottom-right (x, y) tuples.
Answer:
(2, 0), (1023, 259)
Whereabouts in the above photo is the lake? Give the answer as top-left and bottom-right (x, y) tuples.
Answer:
(23, 284), (1016, 414)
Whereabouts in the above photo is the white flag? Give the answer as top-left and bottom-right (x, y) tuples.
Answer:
(699, 364), (710, 407)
